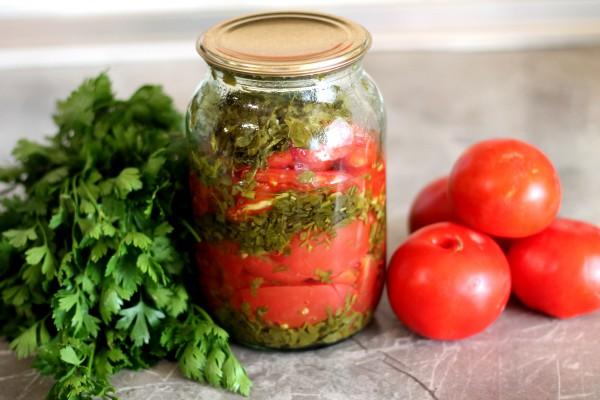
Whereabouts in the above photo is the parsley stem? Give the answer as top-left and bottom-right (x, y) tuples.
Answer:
(181, 220), (202, 243)
(87, 342), (96, 376)
(36, 218), (49, 246)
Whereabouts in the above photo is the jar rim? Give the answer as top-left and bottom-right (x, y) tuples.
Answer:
(197, 11), (371, 78)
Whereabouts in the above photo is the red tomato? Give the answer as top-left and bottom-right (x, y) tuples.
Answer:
(449, 139), (561, 238)
(341, 135), (378, 172)
(353, 255), (385, 313)
(233, 284), (356, 328)
(245, 220), (371, 284)
(387, 222), (511, 340)
(408, 176), (454, 233)
(508, 218), (600, 318)
(266, 150), (294, 169)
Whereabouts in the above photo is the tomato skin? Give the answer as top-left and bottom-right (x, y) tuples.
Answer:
(233, 284), (356, 328)
(408, 176), (454, 233)
(387, 222), (511, 340)
(449, 139), (561, 238)
(508, 218), (600, 319)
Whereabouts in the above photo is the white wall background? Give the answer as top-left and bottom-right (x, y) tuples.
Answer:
(2, 0), (600, 70)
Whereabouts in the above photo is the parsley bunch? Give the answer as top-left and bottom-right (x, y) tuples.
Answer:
(0, 73), (251, 399)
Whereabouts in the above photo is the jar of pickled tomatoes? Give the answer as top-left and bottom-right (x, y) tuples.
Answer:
(186, 11), (386, 349)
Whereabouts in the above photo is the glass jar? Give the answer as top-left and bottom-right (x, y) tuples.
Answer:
(186, 11), (386, 349)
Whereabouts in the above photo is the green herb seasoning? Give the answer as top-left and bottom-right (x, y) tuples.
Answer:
(189, 11), (386, 349)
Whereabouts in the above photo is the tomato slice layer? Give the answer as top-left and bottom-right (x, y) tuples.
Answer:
(232, 284), (357, 328)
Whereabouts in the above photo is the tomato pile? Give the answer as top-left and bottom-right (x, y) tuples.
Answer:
(389, 138), (600, 340)
(191, 124), (386, 348)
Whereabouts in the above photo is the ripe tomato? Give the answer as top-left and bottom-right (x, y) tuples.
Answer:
(387, 222), (511, 340)
(233, 284), (356, 328)
(408, 176), (454, 233)
(449, 138), (561, 238)
(508, 218), (600, 318)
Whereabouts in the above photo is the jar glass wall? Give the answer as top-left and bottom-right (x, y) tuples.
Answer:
(186, 62), (386, 349)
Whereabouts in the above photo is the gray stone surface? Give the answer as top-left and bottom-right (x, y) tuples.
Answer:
(1, 48), (600, 399)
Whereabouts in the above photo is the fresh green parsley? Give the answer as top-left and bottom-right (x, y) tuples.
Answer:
(0, 73), (251, 399)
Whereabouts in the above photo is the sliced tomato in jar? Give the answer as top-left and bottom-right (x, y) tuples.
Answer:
(266, 220), (370, 282)
(237, 220), (369, 284)
(266, 150), (294, 169)
(233, 283), (357, 328)
(330, 267), (360, 285)
(369, 160), (386, 198)
(353, 255), (385, 313)
(197, 242), (249, 288)
(243, 255), (359, 286)
(341, 134), (378, 172)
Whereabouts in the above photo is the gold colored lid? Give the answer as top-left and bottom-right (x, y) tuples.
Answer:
(197, 11), (371, 77)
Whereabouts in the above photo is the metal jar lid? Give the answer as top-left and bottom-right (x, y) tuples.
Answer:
(197, 11), (371, 77)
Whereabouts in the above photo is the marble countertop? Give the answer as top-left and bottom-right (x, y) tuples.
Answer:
(1, 47), (600, 400)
